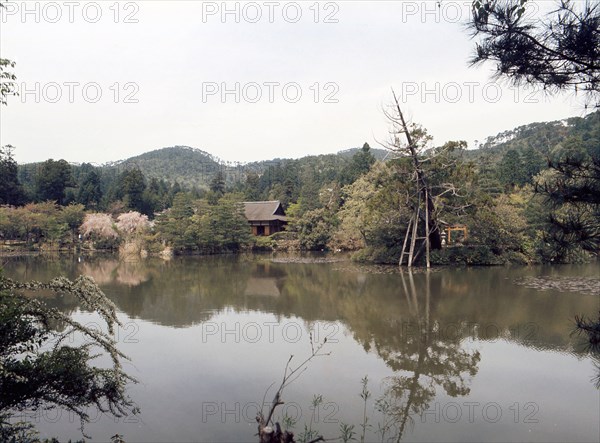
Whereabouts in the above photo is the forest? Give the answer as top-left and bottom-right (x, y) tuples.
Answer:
(1, 1), (599, 442)
(1, 110), (598, 264)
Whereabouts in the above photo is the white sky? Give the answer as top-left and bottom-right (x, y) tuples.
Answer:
(0, 0), (592, 165)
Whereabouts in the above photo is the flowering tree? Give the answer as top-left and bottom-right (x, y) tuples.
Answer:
(80, 213), (118, 249)
(116, 211), (150, 238)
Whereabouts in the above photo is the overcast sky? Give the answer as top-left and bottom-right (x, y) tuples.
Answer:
(0, 0), (591, 165)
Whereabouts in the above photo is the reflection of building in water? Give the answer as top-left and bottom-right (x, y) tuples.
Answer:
(244, 261), (287, 297)
(244, 277), (281, 297)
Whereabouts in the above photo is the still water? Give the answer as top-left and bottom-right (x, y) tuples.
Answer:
(3, 255), (599, 442)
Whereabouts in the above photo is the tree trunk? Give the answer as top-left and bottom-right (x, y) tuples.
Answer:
(391, 91), (442, 251)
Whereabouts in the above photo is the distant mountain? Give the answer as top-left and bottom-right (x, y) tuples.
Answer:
(102, 145), (390, 189)
(336, 147), (389, 161)
(17, 144), (383, 192)
(17, 110), (599, 192)
(466, 110), (599, 162)
(109, 146), (222, 189)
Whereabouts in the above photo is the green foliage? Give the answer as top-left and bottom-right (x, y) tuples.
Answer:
(333, 174), (375, 250)
(0, 202), (85, 247)
(77, 168), (103, 208)
(535, 137), (600, 259)
(243, 172), (261, 201)
(0, 274), (138, 440)
(115, 146), (221, 190)
(245, 147), (373, 210)
(337, 139), (471, 263)
(521, 146), (546, 182)
(3, 110), (598, 264)
(293, 208), (335, 251)
(209, 170), (226, 198)
(464, 192), (535, 260)
(156, 195), (252, 254)
(59, 204), (85, 231)
(339, 143), (376, 186)
(352, 244), (403, 265)
(297, 168), (321, 214)
(470, 0), (600, 106)
(297, 394), (324, 443)
(155, 193), (196, 252)
(334, 131), (561, 265)
(359, 375), (371, 443)
(252, 235), (275, 251)
(35, 159), (74, 205)
(430, 245), (503, 266)
(469, 112), (599, 164)
(339, 423), (356, 443)
(335, 162), (409, 259)
(0, 57), (17, 106)
(498, 149), (527, 187)
(0, 145), (25, 206)
(497, 148), (545, 188)
(121, 168), (146, 213)
(194, 200), (252, 253)
(574, 313), (600, 355)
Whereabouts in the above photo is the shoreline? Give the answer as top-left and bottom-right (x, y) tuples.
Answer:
(2, 248), (597, 269)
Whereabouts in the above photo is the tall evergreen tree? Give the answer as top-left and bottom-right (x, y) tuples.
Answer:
(498, 149), (527, 188)
(77, 168), (103, 208)
(298, 165), (320, 213)
(155, 192), (196, 251)
(340, 143), (376, 186)
(210, 170), (226, 196)
(0, 145), (25, 205)
(244, 172), (262, 201)
(521, 146), (546, 182)
(121, 168), (147, 213)
(34, 159), (73, 205)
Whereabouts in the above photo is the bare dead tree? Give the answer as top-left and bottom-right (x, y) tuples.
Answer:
(379, 91), (474, 267)
(256, 336), (330, 443)
(380, 91), (443, 267)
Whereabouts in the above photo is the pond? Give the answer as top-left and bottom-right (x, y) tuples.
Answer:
(2, 255), (599, 442)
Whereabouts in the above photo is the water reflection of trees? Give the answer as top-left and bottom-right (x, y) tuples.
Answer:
(79, 259), (152, 287)
(3, 256), (597, 352)
(3, 256), (598, 437)
(363, 271), (481, 440)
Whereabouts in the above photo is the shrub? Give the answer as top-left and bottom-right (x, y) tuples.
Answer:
(252, 235), (274, 251)
(430, 246), (503, 266)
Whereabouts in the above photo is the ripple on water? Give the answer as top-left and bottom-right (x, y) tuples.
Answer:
(514, 276), (600, 296)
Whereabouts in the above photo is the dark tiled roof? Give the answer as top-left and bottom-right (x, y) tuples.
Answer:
(243, 201), (287, 222)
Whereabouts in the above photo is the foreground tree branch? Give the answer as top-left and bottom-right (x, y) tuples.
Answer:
(0, 274), (138, 440)
(256, 336), (330, 443)
(469, 0), (600, 107)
